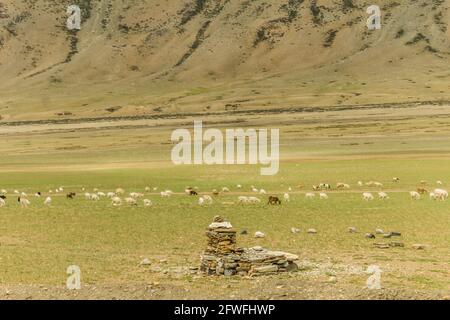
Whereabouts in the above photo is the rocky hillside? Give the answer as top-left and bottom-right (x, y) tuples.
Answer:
(0, 0), (449, 121)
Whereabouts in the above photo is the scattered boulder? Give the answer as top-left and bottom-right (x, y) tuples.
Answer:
(348, 227), (357, 233)
(140, 258), (151, 266)
(255, 231), (266, 238)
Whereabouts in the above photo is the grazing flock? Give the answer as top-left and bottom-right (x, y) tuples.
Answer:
(0, 178), (448, 209)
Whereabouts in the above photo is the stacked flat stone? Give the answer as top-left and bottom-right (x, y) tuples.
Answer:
(200, 216), (299, 276)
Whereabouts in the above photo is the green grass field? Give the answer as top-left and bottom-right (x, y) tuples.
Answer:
(0, 109), (449, 299)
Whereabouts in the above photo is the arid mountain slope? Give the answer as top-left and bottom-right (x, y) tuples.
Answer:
(0, 0), (449, 121)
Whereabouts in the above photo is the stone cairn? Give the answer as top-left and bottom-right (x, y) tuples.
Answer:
(200, 216), (299, 276)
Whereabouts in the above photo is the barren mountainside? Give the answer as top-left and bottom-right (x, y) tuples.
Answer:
(0, 0), (449, 121)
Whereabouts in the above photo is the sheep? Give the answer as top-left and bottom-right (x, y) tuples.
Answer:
(358, 181), (363, 187)
(125, 197), (137, 205)
(130, 192), (143, 198)
(44, 197), (52, 206)
(319, 192), (328, 199)
(337, 183), (348, 189)
(143, 199), (152, 207)
(410, 191), (421, 200)
(66, 192), (76, 199)
(93, 188), (99, 192)
(319, 183), (331, 189)
(222, 187), (230, 193)
(305, 193), (315, 199)
(0, 198), (5, 207)
(84, 192), (91, 200)
(248, 197), (261, 204)
(236, 184), (242, 189)
(1, 189), (7, 194)
(111, 197), (122, 206)
(160, 191), (171, 198)
(363, 192), (374, 201)
(238, 196), (249, 204)
(34, 192), (41, 198)
(312, 185), (319, 191)
(378, 192), (389, 200)
(268, 196), (281, 205)
(251, 186), (259, 193)
(90, 194), (100, 201)
(97, 192), (106, 197)
(145, 187), (151, 192)
(259, 189), (267, 195)
(393, 177), (400, 182)
(203, 195), (213, 204)
(107, 192), (116, 198)
(436, 181), (443, 185)
(18, 197), (30, 208)
(433, 188), (448, 201)
(21, 192), (27, 197)
(198, 197), (205, 206)
(283, 193), (290, 202)
(116, 188), (125, 194)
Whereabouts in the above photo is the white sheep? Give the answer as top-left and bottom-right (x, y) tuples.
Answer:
(236, 184), (242, 189)
(125, 197), (137, 205)
(319, 193), (328, 199)
(107, 192), (116, 198)
(248, 196), (261, 204)
(378, 192), (389, 200)
(44, 197), (52, 206)
(19, 197), (30, 208)
(410, 191), (421, 200)
(90, 194), (100, 201)
(145, 187), (151, 192)
(363, 192), (374, 201)
(305, 193), (315, 199)
(112, 197), (122, 206)
(0, 198), (5, 207)
(433, 188), (448, 201)
(251, 186), (259, 193)
(283, 193), (290, 202)
(259, 189), (267, 195)
(116, 188), (125, 194)
(203, 195), (213, 204)
(84, 192), (91, 200)
(436, 180), (443, 185)
(160, 191), (171, 198)
(198, 197), (205, 206)
(238, 196), (249, 204)
(143, 199), (152, 207)
(34, 192), (41, 198)
(222, 187), (230, 193)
